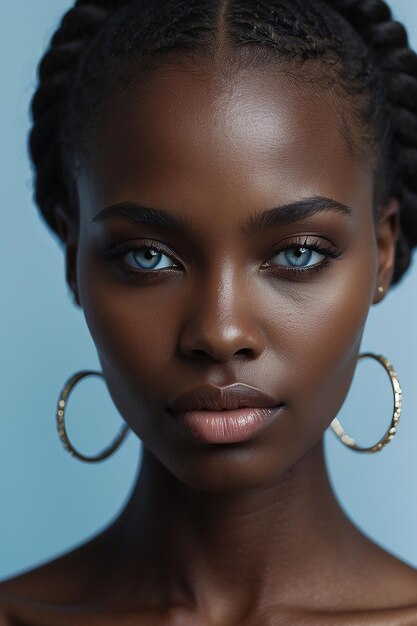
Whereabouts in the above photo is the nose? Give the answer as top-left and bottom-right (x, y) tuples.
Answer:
(178, 266), (266, 363)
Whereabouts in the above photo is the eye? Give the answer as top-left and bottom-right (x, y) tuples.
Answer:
(123, 246), (177, 271)
(271, 246), (326, 269)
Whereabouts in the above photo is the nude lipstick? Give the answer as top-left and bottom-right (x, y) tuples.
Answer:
(168, 383), (284, 443)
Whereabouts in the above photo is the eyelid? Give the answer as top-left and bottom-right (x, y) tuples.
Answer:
(104, 234), (344, 279)
(106, 238), (181, 266)
(265, 235), (341, 260)
(261, 235), (343, 276)
(124, 249), (177, 272)
(101, 238), (184, 281)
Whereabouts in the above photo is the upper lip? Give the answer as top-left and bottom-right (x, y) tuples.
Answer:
(168, 383), (280, 412)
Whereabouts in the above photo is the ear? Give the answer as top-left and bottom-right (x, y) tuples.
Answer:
(55, 205), (81, 308)
(373, 197), (401, 304)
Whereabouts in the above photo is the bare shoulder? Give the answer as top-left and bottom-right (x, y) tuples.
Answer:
(0, 530), (109, 608)
(321, 550), (417, 626)
(0, 530), (117, 626)
(355, 543), (417, 620)
(365, 544), (417, 608)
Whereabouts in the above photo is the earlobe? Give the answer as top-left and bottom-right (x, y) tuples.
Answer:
(55, 205), (81, 308)
(373, 197), (401, 304)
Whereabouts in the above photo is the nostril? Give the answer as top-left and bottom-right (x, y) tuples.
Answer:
(235, 348), (253, 357)
(191, 347), (254, 361)
(192, 349), (210, 358)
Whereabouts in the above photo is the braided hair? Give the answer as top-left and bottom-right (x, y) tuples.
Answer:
(29, 0), (417, 285)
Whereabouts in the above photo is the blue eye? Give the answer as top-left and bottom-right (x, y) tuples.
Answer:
(271, 246), (326, 269)
(123, 247), (176, 271)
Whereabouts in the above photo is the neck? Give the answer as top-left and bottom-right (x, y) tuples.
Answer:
(106, 439), (363, 618)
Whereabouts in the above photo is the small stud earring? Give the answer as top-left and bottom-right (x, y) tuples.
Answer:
(378, 286), (385, 294)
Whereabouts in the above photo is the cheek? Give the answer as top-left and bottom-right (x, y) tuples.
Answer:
(264, 231), (376, 449)
(77, 242), (180, 415)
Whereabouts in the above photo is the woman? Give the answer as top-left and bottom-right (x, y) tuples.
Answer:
(1, 0), (417, 623)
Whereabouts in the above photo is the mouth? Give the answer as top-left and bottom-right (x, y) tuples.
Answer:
(167, 383), (284, 444)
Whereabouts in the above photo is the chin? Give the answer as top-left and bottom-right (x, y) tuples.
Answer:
(147, 431), (317, 494)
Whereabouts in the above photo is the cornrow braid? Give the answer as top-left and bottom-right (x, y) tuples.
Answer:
(29, 0), (215, 233)
(29, 2), (121, 233)
(328, 0), (417, 282)
(28, 0), (417, 285)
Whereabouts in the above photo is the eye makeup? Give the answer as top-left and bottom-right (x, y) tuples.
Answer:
(100, 232), (345, 283)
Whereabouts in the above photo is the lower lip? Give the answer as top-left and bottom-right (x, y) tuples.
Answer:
(171, 406), (283, 443)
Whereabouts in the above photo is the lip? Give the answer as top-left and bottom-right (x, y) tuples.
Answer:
(168, 383), (283, 444)
(168, 382), (279, 412)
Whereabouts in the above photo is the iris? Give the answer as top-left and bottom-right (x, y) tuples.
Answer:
(132, 248), (165, 270)
(284, 247), (313, 267)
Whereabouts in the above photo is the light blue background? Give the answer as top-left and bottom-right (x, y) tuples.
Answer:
(1, 0), (416, 579)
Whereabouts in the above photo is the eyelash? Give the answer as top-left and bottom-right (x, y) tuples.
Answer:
(265, 236), (343, 277)
(105, 236), (343, 281)
(105, 238), (180, 283)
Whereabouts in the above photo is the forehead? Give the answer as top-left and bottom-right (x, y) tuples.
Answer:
(78, 62), (372, 222)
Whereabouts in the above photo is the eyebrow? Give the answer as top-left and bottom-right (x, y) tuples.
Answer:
(242, 196), (351, 235)
(92, 196), (352, 234)
(92, 202), (189, 231)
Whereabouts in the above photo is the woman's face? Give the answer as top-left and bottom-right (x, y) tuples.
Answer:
(66, 62), (397, 491)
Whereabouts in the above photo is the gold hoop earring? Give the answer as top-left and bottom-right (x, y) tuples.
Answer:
(56, 370), (130, 463)
(330, 352), (402, 453)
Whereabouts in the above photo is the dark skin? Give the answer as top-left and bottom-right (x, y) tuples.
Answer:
(2, 61), (417, 625)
